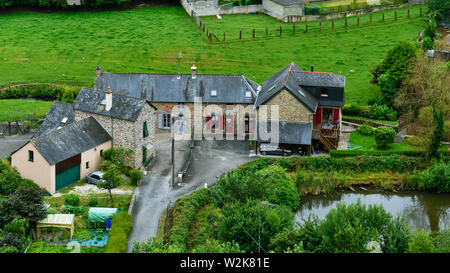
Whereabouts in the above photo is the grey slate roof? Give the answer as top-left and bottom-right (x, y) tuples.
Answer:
(73, 88), (156, 122)
(32, 117), (112, 165)
(254, 62), (345, 111)
(270, 0), (303, 6)
(258, 120), (312, 145)
(33, 102), (74, 138)
(95, 73), (259, 104)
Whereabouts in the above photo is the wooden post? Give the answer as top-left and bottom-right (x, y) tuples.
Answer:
(224, 32), (226, 41)
(239, 30), (242, 40)
(357, 16), (360, 26)
(332, 20), (334, 29)
(293, 24), (295, 35)
(370, 14), (372, 24)
(395, 11), (397, 21)
(408, 9), (410, 18)
(266, 27), (268, 37)
(345, 17), (347, 27)
(382, 13), (384, 22)
(206, 28), (209, 37)
(280, 26), (282, 36)
(320, 20), (322, 31)
(420, 8), (422, 16)
(200, 21), (202, 28)
(305, 23), (308, 33)
(253, 28), (255, 39)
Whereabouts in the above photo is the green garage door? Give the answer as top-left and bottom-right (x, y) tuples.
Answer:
(55, 164), (80, 191)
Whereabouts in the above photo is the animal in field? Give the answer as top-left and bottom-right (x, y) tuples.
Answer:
(216, 14), (222, 20)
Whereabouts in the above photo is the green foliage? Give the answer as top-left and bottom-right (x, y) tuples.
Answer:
(130, 169), (143, 186)
(0, 186), (47, 228)
(295, 201), (411, 253)
(88, 196), (99, 207)
(427, 0), (450, 21)
(0, 164), (23, 195)
(191, 239), (243, 253)
(3, 218), (29, 239)
(418, 161), (450, 192)
(374, 126), (397, 149)
(217, 199), (294, 253)
(342, 103), (361, 116)
(408, 229), (435, 253)
(432, 229), (450, 253)
(404, 136), (429, 147)
(64, 193), (80, 207)
(358, 124), (375, 135)
(100, 160), (113, 172)
(254, 165), (299, 210)
(422, 36), (435, 50)
(105, 212), (132, 253)
(56, 86), (79, 103)
(0, 246), (19, 253)
(99, 164), (122, 202)
(102, 148), (116, 161)
(132, 237), (183, 253)
(430, 108), (444, 159)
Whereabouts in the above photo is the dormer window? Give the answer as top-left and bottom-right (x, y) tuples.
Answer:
(245, 91), (252, 98)
(321, 88), (328, 97)
(61, 117), (68, 123)
(211, 90), (217, 97)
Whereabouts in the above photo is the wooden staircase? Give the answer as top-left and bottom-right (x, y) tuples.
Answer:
(319, 133), (337, 151)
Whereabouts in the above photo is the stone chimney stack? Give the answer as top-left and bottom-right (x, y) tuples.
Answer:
(96, 65), (102, 77)
(310, 65), (314, 72)
(191, 63), (197, 79)
(106, 86), (112, 111)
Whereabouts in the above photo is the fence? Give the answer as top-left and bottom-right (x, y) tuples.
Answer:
(0, 112), (37, 136)
(306, 0), (409, 15)
(198, 7), (423, 44)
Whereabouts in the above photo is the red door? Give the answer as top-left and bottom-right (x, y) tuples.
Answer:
(313, 107), (322, 126)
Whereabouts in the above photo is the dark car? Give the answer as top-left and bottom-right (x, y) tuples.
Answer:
(86, 171), (105, 185)
(259, 144), (292, 156)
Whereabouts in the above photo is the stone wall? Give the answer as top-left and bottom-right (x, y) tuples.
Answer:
(181, 0), (262, 16)
(134, 103), (157, 169)
(261, 89), (314, 123)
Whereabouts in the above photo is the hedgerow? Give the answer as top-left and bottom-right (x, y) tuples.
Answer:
(104, 212), (132, 253)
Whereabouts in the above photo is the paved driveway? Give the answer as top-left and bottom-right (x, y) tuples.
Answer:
(0, 132), (34, 159)
(126, 138), (252, 252)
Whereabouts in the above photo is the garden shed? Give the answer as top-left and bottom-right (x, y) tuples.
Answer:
(36, 214), (75, 242)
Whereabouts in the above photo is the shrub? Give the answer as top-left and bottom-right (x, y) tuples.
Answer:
(104, 212), (132, 253)
(422, 37), (435, 50)
(0, 165), (23, 196)
(404, 136), (429, 147)
(130, 170), (143, 186)
(88, 196), (99, 207)
(254, 165), (299, 210)
(432, 229), (450, 253)
(358, 124), (375, 136)
(102, 148), (116, 161)
(100, 160), (113, 172)
(0, 246), (19, 253)
(408, 230), (435, 253)
(3, 218), (29, 239)
(370, 104), (397, 121)
(342, 103), (361, 116)
(418, 161), (450, 192)
(64, 194), (80, 207)
(375, 126), (396, 149)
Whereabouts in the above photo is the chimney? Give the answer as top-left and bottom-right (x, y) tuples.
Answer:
(191, 63), (197, 79)
(310, 65), (314, 72)
(96, 64), (101, 77)
(106, 86), (112, 111)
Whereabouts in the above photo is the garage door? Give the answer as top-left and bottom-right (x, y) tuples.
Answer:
(55, 164), (80, 191)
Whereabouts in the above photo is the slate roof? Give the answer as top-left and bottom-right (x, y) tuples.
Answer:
(254, 62), (345, 111)
(95, 73), (260, 104)
(32, 117), (112, 165)
(33, 102), (74, 138)
(270, 0), (303, 6)
(257, 120), (312, 145)
(73, 88), (156, 122)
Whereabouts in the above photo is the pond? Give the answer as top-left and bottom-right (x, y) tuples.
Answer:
(295, 190), (450, 232)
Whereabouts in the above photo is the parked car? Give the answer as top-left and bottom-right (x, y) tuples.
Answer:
(259, 144), (292, 156)
(86, 171), (105, 185)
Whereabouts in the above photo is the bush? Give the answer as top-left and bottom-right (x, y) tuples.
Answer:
(418, 161), (450, 192)
(130, 169), (143, 186)
(330, 149), (427, 158)
(404, 136), (429, 147)
(100, 160), (113, 172)
(432, 229), (450, 253)
(358, 124), (375, 136)
(104, 212), (132, 253)
(3, 218), (29, 239)
(254, 165), (299, 210)
(88, 196), (99, 207)
(375, 126), (397, 149)
(342, 103), (361, 116)
(102, 148), (116, 161)
(422, 37), (435, 50)
(64, 194), (80, 207)
(370, 104), (397, 121)
(408, 230), (435, 253)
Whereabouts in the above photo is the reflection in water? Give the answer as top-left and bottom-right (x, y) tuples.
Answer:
(296, 191), (450, 232)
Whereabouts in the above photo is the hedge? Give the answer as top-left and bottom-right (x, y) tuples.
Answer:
(104, 212), (132, 253)
(330, 149), (427, 158)
(0, 84), (80, 103)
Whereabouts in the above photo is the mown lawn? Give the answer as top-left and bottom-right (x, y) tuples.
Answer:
(0, 99), (53, 122)
(0, 5), (425, 104)
(349, 131), (422, 152)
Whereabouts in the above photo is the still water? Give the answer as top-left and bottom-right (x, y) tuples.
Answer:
(295, 190), (450, 232)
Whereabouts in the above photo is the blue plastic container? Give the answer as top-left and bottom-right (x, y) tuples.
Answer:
(106, 218), (112, 229)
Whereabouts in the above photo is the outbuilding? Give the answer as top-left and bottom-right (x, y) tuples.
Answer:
(11, 116), (112, 194)
(263, 0), (305, 22)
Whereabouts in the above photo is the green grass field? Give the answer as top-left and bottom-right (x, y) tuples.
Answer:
(0, 5), (425, 104)
(349, 131), (422, 152)
(0, 99), (53, 122)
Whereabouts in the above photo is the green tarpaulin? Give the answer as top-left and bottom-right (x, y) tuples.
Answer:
(88, 207), (118, 223)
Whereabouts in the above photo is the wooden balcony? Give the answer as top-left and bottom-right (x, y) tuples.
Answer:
(312, 123), (340, 150)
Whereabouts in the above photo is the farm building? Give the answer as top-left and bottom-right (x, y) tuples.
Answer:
(263, 0), (305, 21)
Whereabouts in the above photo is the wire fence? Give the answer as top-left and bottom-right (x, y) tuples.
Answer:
(196, 7), (423, 44)
(305, 0), (408, 15)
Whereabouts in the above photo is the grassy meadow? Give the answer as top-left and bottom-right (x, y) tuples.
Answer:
(0, 99), (53, 122)
(0, 5), (425, 104)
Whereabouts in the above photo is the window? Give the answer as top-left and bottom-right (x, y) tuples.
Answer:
(245, 91), (252, 98)
(86, 162), (89, 169)
(211, 90), (217, 97)
(321, 88), (328, 97)
(100, 149), (104, 157)
(28, 150), (34, 162)
(163, 113), (171, 129)
(143, 121), (149, 138)
(322, 108), (333, 124)
(178, 102), (185, 109)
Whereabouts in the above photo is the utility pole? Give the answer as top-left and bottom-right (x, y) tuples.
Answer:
(258, 201), (261, 253)
(177, 52), (182, 79)
(171, 116), (175, 187)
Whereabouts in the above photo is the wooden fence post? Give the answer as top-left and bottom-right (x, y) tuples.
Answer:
(420, 8), (422, 16)
(370, 14), (372, 24)
(306, 23), (308, 33)
(280, 26), (282, 36)
(320, 20), (322, 31)
(200, 21), (202, 28)
(239, 30), (242, 40)
(266, 27), (268, 37)
(408, 9), (410, 18)
(293, 24), (296, 35)
(345, 17), (347, 27)
(382, 13), (384, 22)
(332, 20), (334, 29)
(253, 28), (255, 39)
(357, 16), (360, 26)
(223, 32), (226, 41)
(395, 11), (397, 21)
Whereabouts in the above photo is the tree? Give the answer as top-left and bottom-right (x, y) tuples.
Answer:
(99, 164), (122, 203)
(0, 186), (47, 228)
(429, 107), (444, 159)
(375, 126), (396, 149)
(427, 0), (450, 22)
